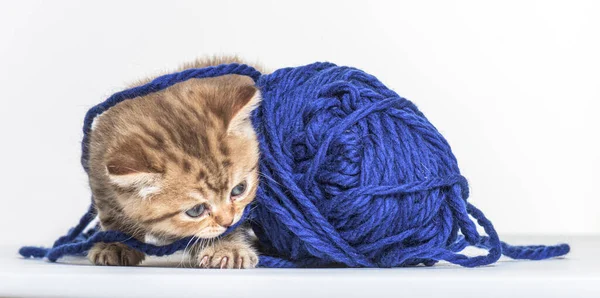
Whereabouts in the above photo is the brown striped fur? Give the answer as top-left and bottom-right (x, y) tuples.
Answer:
(86, 56), (263, 268)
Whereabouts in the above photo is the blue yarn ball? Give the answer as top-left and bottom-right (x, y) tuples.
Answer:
(251, 63), (477, 267)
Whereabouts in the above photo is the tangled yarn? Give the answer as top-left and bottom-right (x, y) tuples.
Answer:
(20, 62), (569, 267)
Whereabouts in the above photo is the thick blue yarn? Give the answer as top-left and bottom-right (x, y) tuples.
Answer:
(20, 62), (570, 267)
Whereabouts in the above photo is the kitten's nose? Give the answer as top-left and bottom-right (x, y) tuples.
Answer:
(214, 212), (234, 228)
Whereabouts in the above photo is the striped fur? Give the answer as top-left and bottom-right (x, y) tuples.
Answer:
(86, 56), (262, 268)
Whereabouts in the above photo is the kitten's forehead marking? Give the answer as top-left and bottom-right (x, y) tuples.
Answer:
(139, 186), (161, 200)
(189, 191), (204, 201)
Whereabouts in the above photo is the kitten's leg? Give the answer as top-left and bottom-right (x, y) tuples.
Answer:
(195, 225), (259, 269)
(88, 242), (145, 266)
(87, 212), (146, 266)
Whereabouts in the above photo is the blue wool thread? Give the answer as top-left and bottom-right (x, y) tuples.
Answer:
(19, 62), (570, 267)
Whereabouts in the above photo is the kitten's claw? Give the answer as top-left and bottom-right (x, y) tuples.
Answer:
(199, 255), (209, 267)
(220, 257), (228, 269)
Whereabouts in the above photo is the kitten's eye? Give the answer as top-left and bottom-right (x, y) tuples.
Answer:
(185, 204), (207, 218)
(230, 181), (247, 197)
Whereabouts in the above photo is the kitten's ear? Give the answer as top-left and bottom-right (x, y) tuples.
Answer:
(227, 85), (260, 136)
(105, 141), (162, 190)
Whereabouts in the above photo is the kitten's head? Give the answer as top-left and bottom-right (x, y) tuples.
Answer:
(101, 77), (260, 239)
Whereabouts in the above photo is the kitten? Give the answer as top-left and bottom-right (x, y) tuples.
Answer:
(86, 56), (262, 268)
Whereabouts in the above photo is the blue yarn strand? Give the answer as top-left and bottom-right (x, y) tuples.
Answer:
(20, 205), (249, 262)
(20, 61), (570, 268)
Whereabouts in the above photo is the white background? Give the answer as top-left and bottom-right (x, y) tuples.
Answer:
(0, 0), (598, 247)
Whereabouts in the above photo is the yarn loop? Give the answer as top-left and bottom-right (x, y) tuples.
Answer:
(19, 62), (569, 267)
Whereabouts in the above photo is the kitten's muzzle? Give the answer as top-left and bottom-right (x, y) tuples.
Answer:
(214, 212), (234, 228)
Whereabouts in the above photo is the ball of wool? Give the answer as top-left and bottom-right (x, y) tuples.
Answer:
(251, 63), (483, 267)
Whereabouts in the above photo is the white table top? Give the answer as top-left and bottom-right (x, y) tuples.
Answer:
(1, 235), (597, 298)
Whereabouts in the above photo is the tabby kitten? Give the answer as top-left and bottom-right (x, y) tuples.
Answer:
(86, 56), (261, 268)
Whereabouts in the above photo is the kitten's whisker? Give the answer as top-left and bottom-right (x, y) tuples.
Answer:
(249, 205), (259, 212)
(191, 236), (205, 267)
(180, 235), (197, 268)
(258, 173), (284, 188)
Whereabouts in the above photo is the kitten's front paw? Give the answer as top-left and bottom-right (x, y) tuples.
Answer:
(88, 242), (145, 266)
(197, 240), (259, 269)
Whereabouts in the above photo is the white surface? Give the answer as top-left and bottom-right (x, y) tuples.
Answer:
(0, 236), (596, 298)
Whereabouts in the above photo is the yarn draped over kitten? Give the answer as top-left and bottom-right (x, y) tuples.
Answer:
(19, 62), (570, 267)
